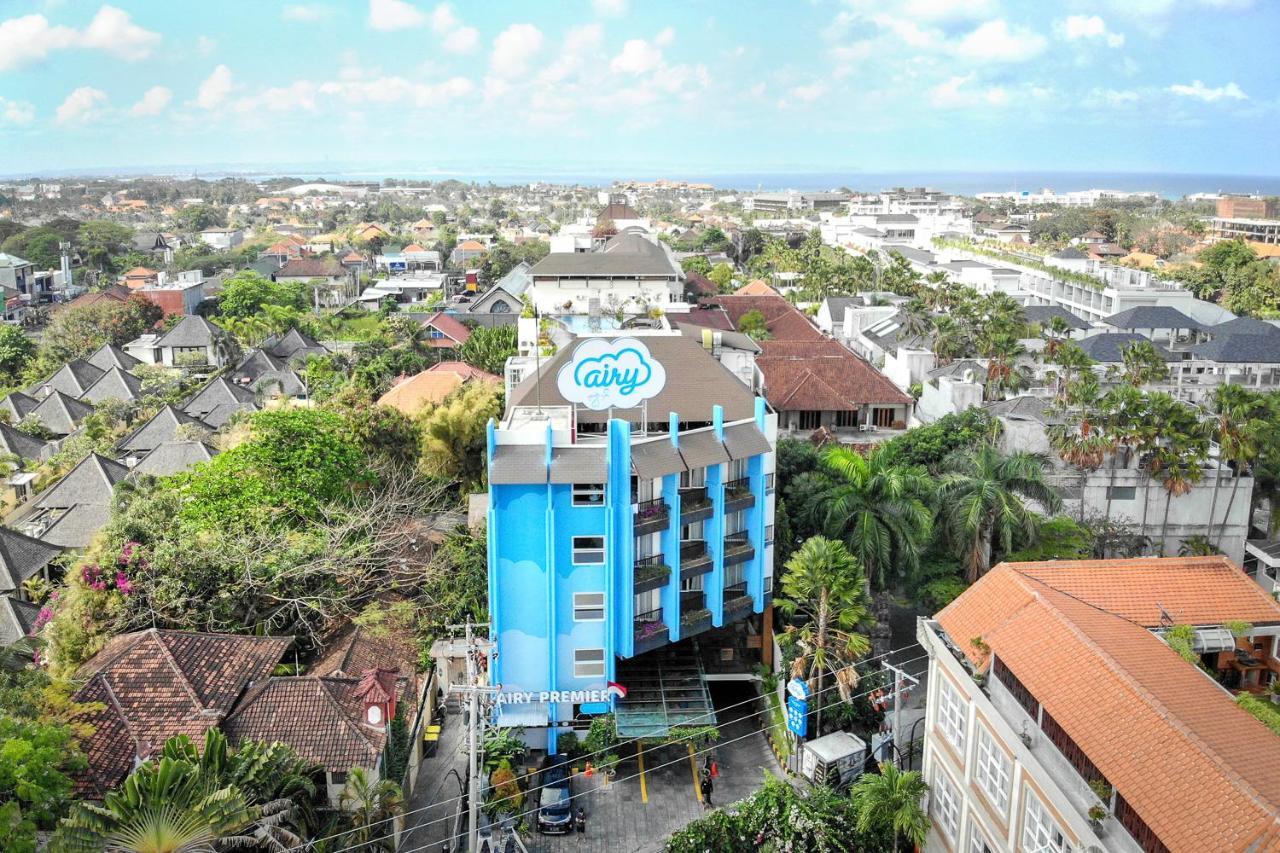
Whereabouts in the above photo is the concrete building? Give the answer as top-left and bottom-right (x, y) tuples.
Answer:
(1216, 195), (1275, 220)
(744, 191), (849, 213)
(198, 228), (245, 250)
(484, 333), (775, 751)
(526, 232), (682, 315)
(918, 557), (1280, 853)
(136, 271), (205, 317)
(1211, 217), (1280, 245)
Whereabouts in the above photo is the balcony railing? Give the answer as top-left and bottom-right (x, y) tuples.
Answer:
(679, 486), (713, 522)
(679, 591), (712, 636)
(634, 554), (670, 593)
(724, 478), (754, 510)
(633, 497), (669, 535)
(634, 607), (668, 654)
(724, 531), (754, 566)
(724, 582), (753, 619)
(679, 540), (712, 578)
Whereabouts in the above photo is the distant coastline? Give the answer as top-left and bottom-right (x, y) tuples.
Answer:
(5, 165), (1280, 199)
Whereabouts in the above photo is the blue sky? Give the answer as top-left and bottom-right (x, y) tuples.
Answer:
(0, 0), (1276, 177)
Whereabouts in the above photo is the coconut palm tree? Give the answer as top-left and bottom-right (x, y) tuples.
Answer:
(981, 332), (1029, 401)
(1115, 339), (1169, 387)
(897, 297), (934, 343)
(1098, 384), (1147, 524)
(851, 763), (931, 853)
(1142, 393), (1211, 554)
(930, 315), (969, 365)
(338, 768), (404, 852)
(776, 536), (873, 735)
(1039, 315), (1072, 362)
(811, 445), (933, 590)
(1213, 385), (1263, 551)
(1047, 341), (1095, 402)
(1048, 374), (1108, 521)
(938, 445), (1063, 583)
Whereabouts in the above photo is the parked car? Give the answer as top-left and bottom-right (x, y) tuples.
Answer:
(536, 762), (573, 834)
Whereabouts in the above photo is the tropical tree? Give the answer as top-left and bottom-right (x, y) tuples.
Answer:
(981, 332), (1029, 401)
(1046, 340), (1094, 401)
(457, 324), (517, 375)
(1114, 340), (1168, 387)
(811, 445), (933, 590)
(1142, 393), (1211, 554)
(417, 380), (504, 490)
(337, 767), (403, 852)
(1038, 315), (1072, 363)
(850, 763), (931, 853)
(1212, 385), (1263, 551)
(1048, 374), (1108, 520)
(776, 536), (873, 735)
(938, 445), (1063, 583)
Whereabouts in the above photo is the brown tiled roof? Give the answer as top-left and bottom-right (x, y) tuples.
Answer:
(222, 676), (406, 773)
(935, 558), (1280, 853)
(311, 622), (420, 679)
(734, 280), (777, 296)
(419, 311), (471, 345)
(276, 257), (344, 278)
(709, 294), (824, 341)
(756, 340), (911, 411)
(73, 629), (290, 796)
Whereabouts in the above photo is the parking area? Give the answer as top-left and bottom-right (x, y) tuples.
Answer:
(525, 680), (780, 853)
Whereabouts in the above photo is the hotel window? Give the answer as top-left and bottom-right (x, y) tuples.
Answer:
(932, 768), (961, 842)
(1105, 485), (1137, 501)
(968, 823), (997, 853)
(572, 536), (605, 565)
(1020, 790), (1068, 853)
(973, 726), (1012, 814)
(937, 678), (967, 754)
(798, 411), (821, 430)
(573, 483), (605, 506)
(573, 592), (605, 622)
(835, 410), (859, 428)
(573, 648), (605, 678)
(765, 472), (775, 492)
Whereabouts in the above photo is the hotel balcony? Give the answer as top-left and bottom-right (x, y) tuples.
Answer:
(680, 591), (712, 638)
(633, 497), (669, 537)
(679, 539), (712, 580)
(723, 582), (753, 621)
(723, 477), (755, 512)
(723, 531), (755, 566)
(634, 554), (671, 594)
(634, 607), (669, 655)
(678, 486), (713, 523)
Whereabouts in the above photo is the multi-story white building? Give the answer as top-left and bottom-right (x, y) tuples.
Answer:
(918, 557), (1280, 853)
(975, 188), (1159, 207)
(526, 232), (683, 315)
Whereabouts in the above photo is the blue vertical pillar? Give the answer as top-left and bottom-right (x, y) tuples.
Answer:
(707, 406), (725, 627)
(485, 419), (501, 679)
(543, 427), (558, 754)
(662, 412), (681, 642)
(607, 419), (632, 664)
(747, 397), (768, 611)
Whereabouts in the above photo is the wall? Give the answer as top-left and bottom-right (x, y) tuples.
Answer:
(884, 348), (935, 390)
(916, 377), (982, 423)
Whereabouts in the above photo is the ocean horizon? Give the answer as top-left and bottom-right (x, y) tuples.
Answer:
(6, 164), (1280, 200)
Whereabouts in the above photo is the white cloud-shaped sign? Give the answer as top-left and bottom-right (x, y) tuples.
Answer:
(556, 337), (666, 411)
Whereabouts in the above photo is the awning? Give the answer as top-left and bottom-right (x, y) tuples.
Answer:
(548, 447), (608, 483)
(488, 445), (546, 485)
(631, 438), (686, 478)
(496, 701), (549, 728)
(677, 429), (729, 469)
(722, 422), (772, 460)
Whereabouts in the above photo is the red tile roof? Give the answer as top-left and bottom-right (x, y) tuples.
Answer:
(709, 294), (824, 341)
(276, 257), (344, 279)
(936, 557), (1280, 853)
(756, 339), (912, 411)
(420, 311), (471, 346)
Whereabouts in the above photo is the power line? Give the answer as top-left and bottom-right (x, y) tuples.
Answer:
(333, 651), (929, 853)
(285, 640), (924, 853)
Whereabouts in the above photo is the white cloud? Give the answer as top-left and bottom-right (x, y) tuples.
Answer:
(282, 4), (331, 21)
(129, 85), (172, 116)
(789, 82), (827, 103)
(899, 0), (998, 23)
(1167, 79), (1247, 101)
(196, 35), (216, 55)
(928, 72), (1014, 108)
(368, 0), (426, 31)
(1061, 15), (1125, 47)
(490, 23), (543, 78)
(316, 73), (473, 107)
(196, 65), (234, 109)
(537, 24), (603, 85)
(0, 5), (159, 72)
(55, 86), (108, 124)
(954, 19), (1047, 62)
(611, 38), (662, 74)
(430, 4), (478, 53)
(78, 4), (160, 60)
(592, 0), (628, 16)
(0, 97), (35, 125)
(655, 26), (675, 47)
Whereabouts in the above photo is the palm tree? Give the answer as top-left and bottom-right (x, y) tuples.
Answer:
(338, 768), (404, 852)
(981, 332), (1028, 401)
(897, 298), (934, 343)
(851, 763), (931, 853)
(938, 445), (1063, 583)
(1142, 394), (1210, 554)
(1048, 374), (1108, 521)
(1213, 385), (1262, 551)
(1039, 315), (1072, 362)
(1116, 340), (1169, 387)
(776, 536), (873, 736)
(930, 315), (969, 365)
(811, 445), (933, 590)
(1098, 384), (1146, 524)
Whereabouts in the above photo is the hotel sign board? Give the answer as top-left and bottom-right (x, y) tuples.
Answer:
(496, 682), (628, 706)
(556, 337), (667, 411)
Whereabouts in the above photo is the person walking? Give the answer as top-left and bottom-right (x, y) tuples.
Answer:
(574, 806), (586, 841)
(700, 768), (714, 808)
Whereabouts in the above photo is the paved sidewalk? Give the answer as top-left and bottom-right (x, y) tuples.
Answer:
(399, 706), (469, 852)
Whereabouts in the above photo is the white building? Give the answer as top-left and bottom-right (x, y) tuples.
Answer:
(975, 188), (1159, 207)
(198, 228), (245, 250)
(526, 232), (683, 315)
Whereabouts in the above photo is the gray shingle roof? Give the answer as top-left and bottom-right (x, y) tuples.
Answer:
(722, 422), (771, 460)
(262, 328), (328, 362)
(530, 233), (679, 277)
(0, 527), (64, 593)
(928, 358), (987, 380)
(182, 377), (258, 428)
(79, 367), (145, 404)
(129, 441), (218, 478)
(32, 360), (105, 398)
(0, 422), (50, 463)
(0, 392), (38, 423)
(1211, 317), (1280, 339)
(984, 395), (1061, 425)
(1052, 246), (1088, 260)
(1105, 306), (1208, 332)
(119, 405), (209, 454)
(35, 453), (128, 510)
(86, 344), (142, 372)
(0, 595), (40, 647)
(1191, 334), (1280, 364)
(1020, 305), (1090, 331)
(154, 315), (224, 349)
(1077, 333), (1176, 363)
(36, 505), (112, 549)
(27, 390), (94, 436)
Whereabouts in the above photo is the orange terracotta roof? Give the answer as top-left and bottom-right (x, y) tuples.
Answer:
(734, 279), (777, 296)
(709, 294), (824, 342)
(419, 312), (472, 346)
(376, 364), (498, 415)
(124, 266), (157, 278)
(1249, 241), (1280, 259)
(402, 243), (426, 253)
(455, 239), (487, 251)
(936, 557), (1280, 853)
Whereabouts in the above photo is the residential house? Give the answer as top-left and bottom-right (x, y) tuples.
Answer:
(0, 391), (39, 424)
(262, 327), (329, 363)
(79, 367), (145, 405)
(198, 228), (245, 250)
(230, 349), (306, 399)
(0, 526), (64, 601)
(1103, 305), (1207, 348)
(126, 315), (236, 368)
(755, 340), (913, 433)
(0, 595), (39, 647)
(29, 360), (104, 399)
(129, 440), (218, 478)
(352, 222), (392, 244)
(71, 629), (291, 797)
(526, 232), (681, 315)
(122, 267), (159, 289)
(86, 343), (142, 373)
(0, 422), (50, 468)
(25, 390), (94, 438)
(419, 312), (471, 348)
(22, 453), (127, 548)
(1181, 317), (1280, 393)
(918, 557), (1280, 853)
(450, 239), (488, 267)
(119, 405), (210, 458)
(182, 377), (258, 429)
(136, 271), (206, 317)
(275, 256), (346, 287)
(709, 293), (825, 342)
(376, 362), (500, 416)
(0, 253), (33, 296)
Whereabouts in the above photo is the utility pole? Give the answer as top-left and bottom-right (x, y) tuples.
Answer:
(448, 620), (496, 853)
(880, 661), (920, 769)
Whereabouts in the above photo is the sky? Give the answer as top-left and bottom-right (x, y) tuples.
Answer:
(0, 0), (1276, 179)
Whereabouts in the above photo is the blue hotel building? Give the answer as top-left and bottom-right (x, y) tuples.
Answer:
(485, 333), (776, 751)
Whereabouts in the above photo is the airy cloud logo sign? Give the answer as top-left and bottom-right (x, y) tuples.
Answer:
(557, 337), (667, 410)
(606, 681), (628, 700)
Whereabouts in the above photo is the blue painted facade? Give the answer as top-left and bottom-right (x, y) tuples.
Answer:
(485, 400), (774, 750)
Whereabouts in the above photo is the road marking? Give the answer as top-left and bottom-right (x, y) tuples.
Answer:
(637, 743), (648, 803)
(687, 743), (703, 803)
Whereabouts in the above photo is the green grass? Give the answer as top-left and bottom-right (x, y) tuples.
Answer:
(764, 686), (793, 762)
(329, 314), (384, 340)
(1237, 694), (1280, 736)
(931, 237), (1107, 291)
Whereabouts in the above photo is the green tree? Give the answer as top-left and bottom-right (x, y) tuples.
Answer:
(776, 536), (873, 734)
(1, 228), (62, 270)
(76, 220), (134, 272)
(476, 240), (548, 284)
(811, 445), (933, 589)
(938, 445), (1062, 583)
(0, 325), (36, 380)
(216, 270), (308, 318)
(32, 294), (163, 369)
(174, 203), (227, 233)
(338, 768), (403, 852)
(418, 380), (504, 489)
(851, 763), (931, 853)
(0, 715), (86, 845)
(708, 262), (734, 290)
(457, 324), (517, 375)
(737, 308), (771, 341)
(1115, 340), (1168, 386)
(680, 255), (711, 277)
